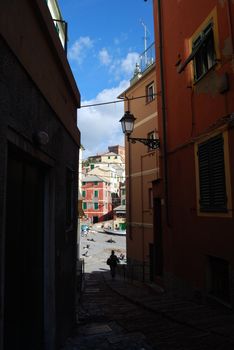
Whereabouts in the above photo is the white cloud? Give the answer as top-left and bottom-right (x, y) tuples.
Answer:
(98, 48), (112, 66)
(121, 52), (139, 74)
(78, 80), (130, 159)
(68, 35), (139, 82)
(68, 36), (93, 64)
(109, 51), (139, 81)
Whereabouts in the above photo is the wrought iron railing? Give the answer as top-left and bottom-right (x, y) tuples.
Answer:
(117, 261), (151, 283)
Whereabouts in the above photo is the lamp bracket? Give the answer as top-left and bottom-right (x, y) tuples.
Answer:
(127, 136), (160, 149)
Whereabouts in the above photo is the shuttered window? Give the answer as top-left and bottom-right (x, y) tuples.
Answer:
(193, 23), (216, 81)
(198, 134), (227, 212)
(178, 22), (217, 81)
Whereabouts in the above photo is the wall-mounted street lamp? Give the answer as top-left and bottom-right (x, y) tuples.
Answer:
(119, 111), (160, 149)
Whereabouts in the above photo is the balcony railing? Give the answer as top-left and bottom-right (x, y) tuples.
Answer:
(138, 42), (155, 73)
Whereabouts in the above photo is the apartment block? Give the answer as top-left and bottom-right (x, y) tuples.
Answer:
(153, 0), (234, 306)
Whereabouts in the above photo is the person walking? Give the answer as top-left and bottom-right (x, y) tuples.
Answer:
(107, 250), (119, 279)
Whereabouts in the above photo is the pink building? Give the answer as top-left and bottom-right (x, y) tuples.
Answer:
(82, 175), (112, 223)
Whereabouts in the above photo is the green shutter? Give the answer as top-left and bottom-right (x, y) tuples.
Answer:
(198, 134), (227, 212)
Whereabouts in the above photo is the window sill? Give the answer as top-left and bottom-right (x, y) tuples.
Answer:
(145, 98), (155, 105)
(200, 207), (228, 213)
(197, 209), (232, 218)
(193, 62), (217, 85)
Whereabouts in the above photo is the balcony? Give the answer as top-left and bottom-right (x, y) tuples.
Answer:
(46, 0), (68, 53)
(130, 42), (155, 85)
(139, 42), (155, 73)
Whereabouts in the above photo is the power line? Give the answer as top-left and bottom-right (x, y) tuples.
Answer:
(80, 93), (157, 108)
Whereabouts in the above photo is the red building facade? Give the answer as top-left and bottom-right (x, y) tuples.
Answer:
(153, 0), (234, 306)
(82, 175), (112, 223)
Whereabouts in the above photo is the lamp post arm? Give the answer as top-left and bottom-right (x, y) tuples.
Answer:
(127, 136), (160, 149)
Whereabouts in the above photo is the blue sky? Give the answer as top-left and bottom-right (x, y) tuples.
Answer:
(58, 0), (154, 158)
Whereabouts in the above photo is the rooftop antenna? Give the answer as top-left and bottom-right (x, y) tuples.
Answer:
(140, 19), (150, 67)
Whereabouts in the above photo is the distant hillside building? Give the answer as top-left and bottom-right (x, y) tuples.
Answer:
(101, 151), (124, 165)
(108, 145), (125, 162)
(81, 146), (125, 221)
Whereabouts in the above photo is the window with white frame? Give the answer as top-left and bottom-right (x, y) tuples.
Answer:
(146, 82), (155, 103)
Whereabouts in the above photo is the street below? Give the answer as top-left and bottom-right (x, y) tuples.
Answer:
(79, 225), (126, 273)
(61, 227), (234, 350)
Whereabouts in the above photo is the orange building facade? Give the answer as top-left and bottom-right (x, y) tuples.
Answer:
(119, 59), (160, 282)
(153, 0), (234, 306)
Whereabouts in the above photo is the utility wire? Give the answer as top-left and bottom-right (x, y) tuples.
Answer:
(80, 93), (157, 108)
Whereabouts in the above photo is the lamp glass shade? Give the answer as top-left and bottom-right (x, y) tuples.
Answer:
(119, 111), (136, 135)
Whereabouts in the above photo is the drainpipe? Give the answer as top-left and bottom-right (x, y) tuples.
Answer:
(227, 0), (234, 55)
(140, 154), (145, 282)
(157, 0), (169, 225)
(127, 140), (132, 241)
(124, 95), (133, 242)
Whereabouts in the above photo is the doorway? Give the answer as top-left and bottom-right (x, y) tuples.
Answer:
(4, 146), (45, 349)
(93, 216), (99, 224)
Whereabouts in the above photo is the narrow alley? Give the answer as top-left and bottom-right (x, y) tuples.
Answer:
(61, 225), (234, 350)
(61, 271), (234, 350)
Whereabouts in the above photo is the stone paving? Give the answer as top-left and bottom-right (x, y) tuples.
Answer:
(61, 272), (154, 350)
(106, 275), (234, 349)
(61, 270), (234, 350)
(61, 229), (234, 349)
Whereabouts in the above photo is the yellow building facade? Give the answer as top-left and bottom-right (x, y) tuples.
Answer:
(119, 61), (160, 282)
